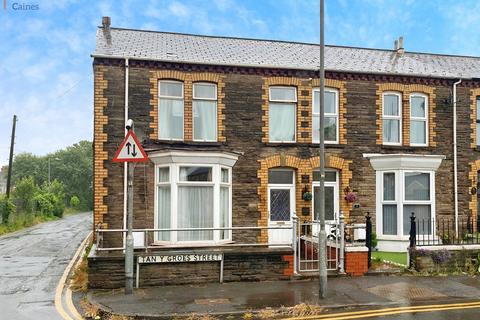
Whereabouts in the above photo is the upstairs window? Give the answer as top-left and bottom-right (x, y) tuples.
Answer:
(410, 93), (428, 146)
(269, 87), (296, 142)
(159, 81), (184, 140)
(382, 92), (402, 145)
(313, 88), (339, 144)
(193, 83), (217, 142)
(477, 97), (480, 146)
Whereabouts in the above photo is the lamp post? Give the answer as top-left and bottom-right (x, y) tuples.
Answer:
(318, 0), (328, 299)
(48, 157), (61, 184)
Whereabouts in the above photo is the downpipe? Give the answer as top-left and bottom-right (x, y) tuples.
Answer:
(453, 79), (461, 238)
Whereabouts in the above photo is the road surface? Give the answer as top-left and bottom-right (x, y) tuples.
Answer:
(371, 307), (480, 319)
(0, 212), (91, 320)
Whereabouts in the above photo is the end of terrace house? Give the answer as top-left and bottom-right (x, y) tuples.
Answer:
(89, 16), (480, 288)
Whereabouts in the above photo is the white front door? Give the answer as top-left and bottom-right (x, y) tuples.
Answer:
(312, 170), (339, 236)
(267, 169), (295, 245)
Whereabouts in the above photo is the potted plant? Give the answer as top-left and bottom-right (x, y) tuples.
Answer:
(344, 187), (358, 203)
(302, 191), (312, 201)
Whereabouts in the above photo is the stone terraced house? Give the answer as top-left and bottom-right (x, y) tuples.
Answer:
(89, 17), (480, 288)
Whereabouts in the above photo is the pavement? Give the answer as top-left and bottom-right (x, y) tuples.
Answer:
(88, 275), (480, 319)
(0, 212), (92, 320)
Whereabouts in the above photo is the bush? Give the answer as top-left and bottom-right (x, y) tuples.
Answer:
(38, 180), (65, 217)
(0, 195), (16, 224)
(70, 196), (80, 208)
(12, 177), (37, 213)
(34, 193), (55, 216)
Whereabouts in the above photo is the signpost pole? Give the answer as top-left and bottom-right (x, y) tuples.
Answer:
(112, 119), (148, 294)
(125, 159), (134, 294)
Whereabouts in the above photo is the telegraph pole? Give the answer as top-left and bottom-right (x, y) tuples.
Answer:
(6, 115), (17, 198)
(318, 0), (328, 298)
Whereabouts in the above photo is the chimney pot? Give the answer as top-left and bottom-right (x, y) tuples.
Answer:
(397, 36), (405, 54)
(394, 40), (398, 50)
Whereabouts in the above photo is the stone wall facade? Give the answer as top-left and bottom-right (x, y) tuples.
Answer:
(92, 58), (480, 280)
(88, 247), (293, 289)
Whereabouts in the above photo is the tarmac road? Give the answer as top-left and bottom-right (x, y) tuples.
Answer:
(0, 212), (91, 320)
(371, 308), (480, 320)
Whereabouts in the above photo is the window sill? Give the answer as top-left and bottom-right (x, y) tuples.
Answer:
(151, 240), (235, 248)
(380, 145), (435, 152)
(265, 142), (345, 148)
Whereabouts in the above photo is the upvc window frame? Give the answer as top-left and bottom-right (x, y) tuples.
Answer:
(153, 163), (232, 245)
(382, 92), (402, 146)
(409, 93), (429, 147)
(402, 170), (434, 236)
(380, 171), (398, 236)
(376, 170), (435, 240)
(312, 169), (339, 222)
(268, 86), (297, 143)
(312, 87), (339, 144)
(158, 80), (184, 141)
(476, 97), (480, 147)
(192, 82), (218, 142)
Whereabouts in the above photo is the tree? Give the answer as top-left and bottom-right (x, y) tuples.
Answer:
(11, 140), (93, 210)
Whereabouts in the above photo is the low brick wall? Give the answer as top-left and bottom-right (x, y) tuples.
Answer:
(88, 246), (294, 289)
(411, 245), (480, 273)
(344, 246), (369, 276)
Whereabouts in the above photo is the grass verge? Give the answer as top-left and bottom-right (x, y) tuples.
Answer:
(0, 213), (58, 236)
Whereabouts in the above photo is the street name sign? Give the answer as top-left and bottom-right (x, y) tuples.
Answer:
(112, 131), (148, 163)
(138, 253), (223, 264)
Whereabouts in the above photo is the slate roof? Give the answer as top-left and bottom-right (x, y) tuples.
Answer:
(93, 27), (480, 79)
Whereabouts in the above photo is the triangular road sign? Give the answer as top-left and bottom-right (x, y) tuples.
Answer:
(112, 131), (148, 163)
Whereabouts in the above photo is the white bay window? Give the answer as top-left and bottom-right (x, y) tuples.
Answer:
(152, 151), (237, 244)
(364, 153), (444, 252)
(379, 170), (433, 238)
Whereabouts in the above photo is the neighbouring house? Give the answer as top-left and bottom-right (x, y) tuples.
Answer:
(89, 16), (480, 288)
(0, 166), (7, 194)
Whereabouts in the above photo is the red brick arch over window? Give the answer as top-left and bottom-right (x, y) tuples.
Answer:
(256, 154), (352, 243)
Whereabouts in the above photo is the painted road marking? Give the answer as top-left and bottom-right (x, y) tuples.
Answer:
(286, 300), (480, 320)
(54, 231), (92, 320)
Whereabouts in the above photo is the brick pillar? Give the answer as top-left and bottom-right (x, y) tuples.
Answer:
(345, 246), (369, 276)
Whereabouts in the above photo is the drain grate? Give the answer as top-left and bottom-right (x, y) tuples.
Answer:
(194, 298), (231, 305)
(366, 282), (446, 301)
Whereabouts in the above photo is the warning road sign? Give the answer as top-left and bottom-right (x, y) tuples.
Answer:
(113, 131), (148, 163)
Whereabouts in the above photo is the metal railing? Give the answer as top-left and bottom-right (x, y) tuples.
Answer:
(94, 214), (371, 275)
(295, 214), (357, 273)
(95, 225), (297, 251)
(409, 214), (480, 247)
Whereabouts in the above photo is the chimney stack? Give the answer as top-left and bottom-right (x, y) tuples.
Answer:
(102, 16), (112, 45)
(393, 36), (405, 54)
(397, 36), (404, 54)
